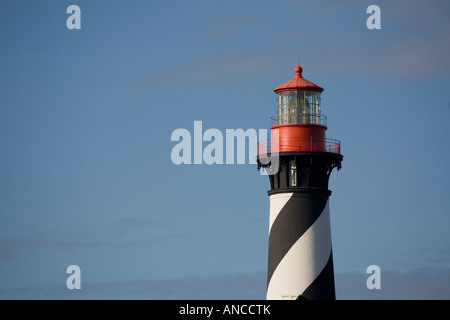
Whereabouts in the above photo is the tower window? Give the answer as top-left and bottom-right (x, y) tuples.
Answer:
(289, 160), (297, 187)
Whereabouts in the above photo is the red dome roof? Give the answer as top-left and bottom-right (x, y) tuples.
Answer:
(274, 65), (323, 93)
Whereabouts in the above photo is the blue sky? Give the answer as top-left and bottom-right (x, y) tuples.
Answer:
(0, 0), (449, 299)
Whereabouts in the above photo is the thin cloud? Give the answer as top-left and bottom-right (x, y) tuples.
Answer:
(336, 267), (450, 300)
(0, 272), (266, 300)
(1, 267), (449, 299)
(135, 0), (450, 89)
(109, 217), (168, 234)
(134, 48), (278, 88)
(0, 232), (200, 262)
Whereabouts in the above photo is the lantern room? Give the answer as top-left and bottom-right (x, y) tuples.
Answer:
(274, 65), (324, 126)
(264, 65), (340, 154)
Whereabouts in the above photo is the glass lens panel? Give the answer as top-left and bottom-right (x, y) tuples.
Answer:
(277, 91), (321, 124)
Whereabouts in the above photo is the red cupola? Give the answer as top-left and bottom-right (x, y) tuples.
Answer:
(273, 65), (324, 93)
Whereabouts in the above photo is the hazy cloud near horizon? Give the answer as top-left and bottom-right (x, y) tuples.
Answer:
(1, 267), (448, 300)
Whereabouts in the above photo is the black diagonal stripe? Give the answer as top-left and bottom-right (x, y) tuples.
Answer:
(297, 250), (335, 300)
(267, 192), (329, 287)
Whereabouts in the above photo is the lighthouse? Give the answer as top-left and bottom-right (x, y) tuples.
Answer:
(257, 65), (343, 300)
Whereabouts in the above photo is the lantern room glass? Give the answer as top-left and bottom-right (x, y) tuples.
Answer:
(277, 90), (321, 125)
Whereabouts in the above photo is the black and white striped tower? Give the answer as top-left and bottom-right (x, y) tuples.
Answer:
(257, 65), (343, 300)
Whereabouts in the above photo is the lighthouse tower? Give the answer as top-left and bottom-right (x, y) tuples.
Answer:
(257, 65), (343, 300)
